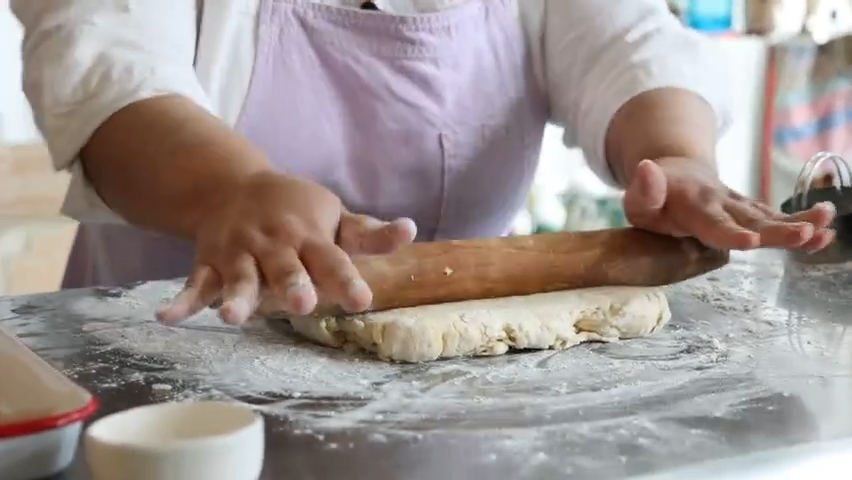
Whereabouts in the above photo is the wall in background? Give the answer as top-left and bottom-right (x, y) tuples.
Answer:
(0, 1), (74, 297)
(0, 0), (40, 145)
(715, 35), (768, 200)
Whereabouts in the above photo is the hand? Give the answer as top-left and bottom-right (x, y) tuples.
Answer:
(156, 171), (417, 325)
(623, 158), (836, 251)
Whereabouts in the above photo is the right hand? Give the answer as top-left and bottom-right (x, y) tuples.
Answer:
(155, 171), (417, 325)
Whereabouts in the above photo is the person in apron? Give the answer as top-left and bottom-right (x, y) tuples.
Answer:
(12, 0), (835, 326)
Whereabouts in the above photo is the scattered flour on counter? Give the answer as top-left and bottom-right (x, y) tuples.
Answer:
(3, 254), (843, 477)
(72, 283), (772, 431)
(64, 276), (786, 438)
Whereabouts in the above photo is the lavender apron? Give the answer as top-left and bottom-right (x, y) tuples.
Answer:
(62, 0), (547, 289)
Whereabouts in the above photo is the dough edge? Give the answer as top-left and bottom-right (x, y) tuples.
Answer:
(284, 286), (671, 363)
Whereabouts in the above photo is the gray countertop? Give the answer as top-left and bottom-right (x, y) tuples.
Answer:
(3, 251), (852, 479)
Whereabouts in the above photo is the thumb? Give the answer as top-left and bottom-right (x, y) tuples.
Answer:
(623, 159), (667, 222)
(337, 212), (417, 255)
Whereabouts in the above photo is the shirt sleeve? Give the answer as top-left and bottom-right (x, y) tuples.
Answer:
(543, 0), (734, 187)
(11, 0), (210, 222)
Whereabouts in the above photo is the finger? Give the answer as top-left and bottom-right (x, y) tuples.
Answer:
(623, 159), (667, 223)
(255, 247), (317, 316)
(370, 217), (417, 252)
(800, 228), (836, 252)
(679, 202), (760, 250)
(156, 265), (221, 324)
(623, 160), (687, 234)
(300, 240), (372, 312)
(338, 213), (417, 254)
(751, 200), (836, 229)
(756, 221), (814, 248)
(218, 253), (262, 326)
(746, 200), (835, 248)
(788, 202), (836, 228)
(725, 202), (814, 248)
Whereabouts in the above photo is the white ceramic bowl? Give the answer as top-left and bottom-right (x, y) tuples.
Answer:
(84, 401), (264, 480)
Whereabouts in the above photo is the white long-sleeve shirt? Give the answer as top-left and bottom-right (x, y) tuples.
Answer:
(11, 0), (733, 222)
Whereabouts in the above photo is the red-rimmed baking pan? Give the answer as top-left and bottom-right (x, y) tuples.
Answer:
(0, 328), (98, 480)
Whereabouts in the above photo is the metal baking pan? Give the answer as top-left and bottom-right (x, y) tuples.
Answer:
(780, 152), (852, 265)
(0, 328), (98, 480)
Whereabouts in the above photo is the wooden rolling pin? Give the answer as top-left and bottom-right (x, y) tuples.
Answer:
(316, 227), (728, 315)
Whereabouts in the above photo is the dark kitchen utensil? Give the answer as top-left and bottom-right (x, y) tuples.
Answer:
(780, 152), (852, 264)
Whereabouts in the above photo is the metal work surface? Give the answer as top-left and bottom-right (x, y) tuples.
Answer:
(2, 251), (852, 479)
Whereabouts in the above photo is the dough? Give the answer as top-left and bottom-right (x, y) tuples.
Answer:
(286, 287), (671, 363)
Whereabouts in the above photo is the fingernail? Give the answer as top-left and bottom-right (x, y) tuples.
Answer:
(155, 307), (174, 324)
(222, 298), (251, 325)
(284, 274), (312, 297)
(346, 278), (370, 297)
(816, 201), (837, 212)
(345, 278), (372, 310)
(156, 297), (184, 323)
(395, 217), (417, 240)
(283, 276), (316, 315)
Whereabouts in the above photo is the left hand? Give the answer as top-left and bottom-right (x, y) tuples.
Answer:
(623, 157), (836, 251)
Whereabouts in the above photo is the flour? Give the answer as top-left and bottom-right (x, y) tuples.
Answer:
(60, 267), (795, 441)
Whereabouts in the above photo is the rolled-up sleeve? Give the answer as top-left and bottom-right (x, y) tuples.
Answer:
(543, 0), (734, 186)
(11, 0), (210, 221)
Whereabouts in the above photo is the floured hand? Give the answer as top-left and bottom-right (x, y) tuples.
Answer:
(624, 158), (835, 251)
(155, 171), (416, 326)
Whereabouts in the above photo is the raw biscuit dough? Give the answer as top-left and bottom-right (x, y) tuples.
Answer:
(286, 287), (671, 363)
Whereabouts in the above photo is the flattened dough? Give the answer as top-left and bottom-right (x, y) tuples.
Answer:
(287, 287), (671, 363)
